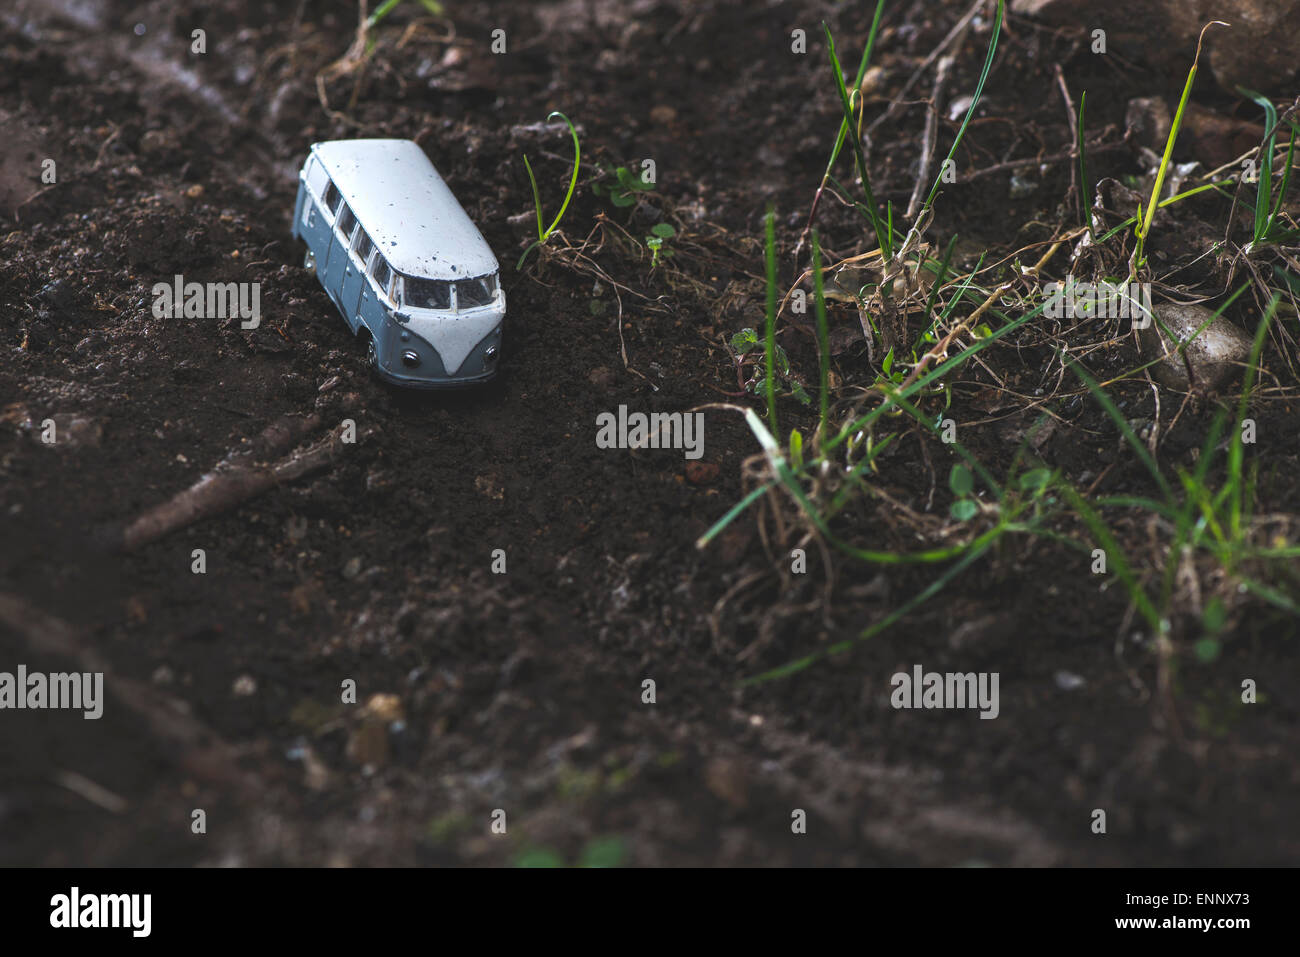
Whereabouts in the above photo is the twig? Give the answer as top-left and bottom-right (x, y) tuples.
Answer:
(961, 140), (1126, 181)
(906, 54), (955, 220)
(105, 408), (354, 551)
(1053, 64), (1080, 219)
(53, 770), (129, 814)
(864, 0), (983, 139)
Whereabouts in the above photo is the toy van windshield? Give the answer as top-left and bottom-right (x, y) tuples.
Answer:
(291, 138), (504, 387)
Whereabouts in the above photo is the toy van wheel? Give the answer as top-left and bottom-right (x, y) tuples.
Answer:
(366, 335), (379, 371)
(303, 249), (316, 272)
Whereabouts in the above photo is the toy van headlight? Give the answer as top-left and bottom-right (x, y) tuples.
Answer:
(401, 350), (421, 368)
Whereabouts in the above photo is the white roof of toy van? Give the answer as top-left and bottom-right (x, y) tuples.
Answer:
(310, 139), (498, 281)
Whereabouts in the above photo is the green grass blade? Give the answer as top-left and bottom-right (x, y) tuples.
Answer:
(1078, 89), (1092, 235)
(1241, 89), (1278, 242)
(523, 154), (544, 241)
(922, 0), (1003, 214)
(820, 0), (885, 178)
(823, 23), (889, 256)
(540, 112), (581, 239)
(1230, 294), (1280, 540)
(922, 235), (957, 328)
(1266, 121), (1299, 238)
(695, 482), (772, 549)
(1136, 23), (1221, 267)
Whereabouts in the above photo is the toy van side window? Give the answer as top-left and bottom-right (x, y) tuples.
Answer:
(354, 229), (374, 265)
(371, 255), (392, 298)
(336, 204), (358, 243)
(305, 159), (330, 201)
(323, 181), (343, 218)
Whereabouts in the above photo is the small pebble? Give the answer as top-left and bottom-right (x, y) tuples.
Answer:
(232, 674), (257, 696)
(1054, 670), (1086, 691)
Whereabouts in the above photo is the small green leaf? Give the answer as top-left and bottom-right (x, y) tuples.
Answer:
(578, 836), (627, 868)
(1202, 597), (1227, 636)
(950, 463), (974, 497)
(789, 428), (804, 469)
(1193, 637), (1221, 663)
(774, 343), (791, 376)
(731, 328), (759, 354)
(790, 382), (813, 406)
(950, 499), (978, 521)
(882, 347), (894, 376)
(1017, 468), (1052, 493)
(650, 223), (676, 238)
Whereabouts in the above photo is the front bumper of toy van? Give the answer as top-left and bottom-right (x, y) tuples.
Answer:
(374, 308), (504, 388)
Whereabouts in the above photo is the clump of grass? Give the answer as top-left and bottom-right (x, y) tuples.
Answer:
(699, 3), (1300, 685)
(1063, 293), (1300, 638)
(518, 111), (581, 270)
(699, 207), (1062, 681)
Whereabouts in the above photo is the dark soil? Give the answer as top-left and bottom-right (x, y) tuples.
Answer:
(2, 0), (1298, 867)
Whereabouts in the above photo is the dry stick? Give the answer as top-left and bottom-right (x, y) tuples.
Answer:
(865, 0), (983, 140)
(0, 593), (260, 798)
(961, 140), (1126, 181)
(1053, 64), (1080, 220)
(906, 53), (955, 221)
(113, 410), (349, 551)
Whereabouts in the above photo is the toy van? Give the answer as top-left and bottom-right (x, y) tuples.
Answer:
(292, 139), (504, 387)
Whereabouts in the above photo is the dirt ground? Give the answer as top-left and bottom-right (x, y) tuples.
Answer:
(2, 0), (1299, 867)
